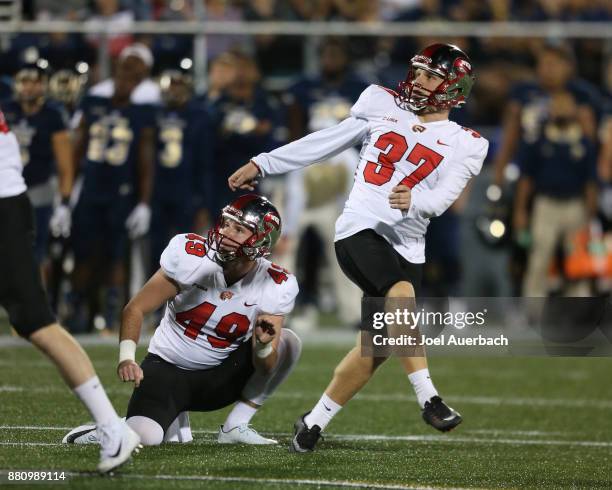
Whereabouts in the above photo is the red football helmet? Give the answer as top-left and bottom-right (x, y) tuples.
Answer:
(397, 43), (475, 113)
(207, 194), (282, 263)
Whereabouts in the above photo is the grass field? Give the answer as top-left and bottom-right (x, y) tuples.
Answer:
(1, 339), (611, 489)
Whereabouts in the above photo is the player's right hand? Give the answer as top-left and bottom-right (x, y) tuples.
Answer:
(228, 160), (260, 191)
(117, 360), (144, 387)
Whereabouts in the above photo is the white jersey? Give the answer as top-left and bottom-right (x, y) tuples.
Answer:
(0, 110), (27, 198)
(148, 233), (299, 370)
(253, 84), (489, 263)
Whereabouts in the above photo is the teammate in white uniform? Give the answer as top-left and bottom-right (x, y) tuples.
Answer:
(229, 43), (489, 451)
(63, 194), (301, 446)
(0, 109), (140, 473)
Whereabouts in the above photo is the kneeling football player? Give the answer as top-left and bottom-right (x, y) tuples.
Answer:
(63, 194), (301, 446)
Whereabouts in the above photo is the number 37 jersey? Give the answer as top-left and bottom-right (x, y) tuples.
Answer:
(253, 84), (489, 264)
(148, 233), (299, 370)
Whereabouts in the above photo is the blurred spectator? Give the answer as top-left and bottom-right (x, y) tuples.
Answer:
(197, 52), (239, 111)
(122, 0), (152, 20)
(2, 37), (95, 78)
(447, 0), (494, 21)
(147, 0), (194, 73)
(385, 1), (445, 87)
(285, 37), (368, 141)
(244, 0), (304, 76)
(379, 0), (421, 20)
(83, 0), (135, 58)
(286, 0), (340, 20)
(35, 0), (82, 19)
(201, 0), (249, 59)
(211, 53), (285, 214)
(513, 91), (598, 297)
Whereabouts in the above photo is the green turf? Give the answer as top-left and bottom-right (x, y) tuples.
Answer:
(0, 344), (611, 489)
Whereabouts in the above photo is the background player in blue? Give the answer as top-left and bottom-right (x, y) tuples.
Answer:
(69, 55), (155, 332)
(285, 37), (368, 141)
(493, 43), (599, 186)
(151, 63), (214, 276)
(2, 60), (74, 268)
(212, 53), (285, 214)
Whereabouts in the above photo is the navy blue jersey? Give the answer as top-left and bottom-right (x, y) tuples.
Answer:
(213, 89), (285, 213)
(79, 95), (155, 199)
(518, 123), (597, 199)
(153, 101), (214, 210)
(510, 79), (602, 142)
(288, 75), (368, 133)
(2, 99), (68, 187)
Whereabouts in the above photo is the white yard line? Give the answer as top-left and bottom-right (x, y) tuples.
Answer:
(0, 470), (480, 490)
(0, 426), (610, 448)
(0, 426), (580, 438)
(2, 384), (612, 409)
(112, 473), (479, 490)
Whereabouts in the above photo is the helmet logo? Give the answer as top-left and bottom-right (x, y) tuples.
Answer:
(455, 59), (472, 72)
(220, 291), (234, 301)
(263, 212), (280, 229)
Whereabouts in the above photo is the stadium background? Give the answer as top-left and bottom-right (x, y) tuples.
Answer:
(1, 1), (612, 489)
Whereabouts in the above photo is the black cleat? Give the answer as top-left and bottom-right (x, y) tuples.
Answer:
(422, 396), (462, 432)
(291, 412), (322, 453)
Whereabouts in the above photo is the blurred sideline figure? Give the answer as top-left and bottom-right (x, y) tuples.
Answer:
(514, 91), (598, 296)
(88, 43), (161, 105)
(150, 61), (214, 277)
(0, 105), (140, 473)
(2, 58), (73, 274)
(68, 50), (155, 332)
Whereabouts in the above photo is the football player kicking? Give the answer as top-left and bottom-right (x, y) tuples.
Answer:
(229, 44), (489, 452)
(63, 194), (301, 446)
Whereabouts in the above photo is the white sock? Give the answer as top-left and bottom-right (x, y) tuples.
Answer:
(164, 412), (193, 443)
(304, 393), (342, 431)
(73, 376), (119, 427)
(223, 402), (258, 431)
(408, 368), (438, 408)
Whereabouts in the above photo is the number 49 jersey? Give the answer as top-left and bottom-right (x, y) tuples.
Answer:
(253, 84), (489, 264)
(148, 233), (299, 370)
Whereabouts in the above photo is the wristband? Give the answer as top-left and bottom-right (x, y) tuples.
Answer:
(254, 340), (274, 359)
(60, 196), (70, 206)
(119, 339), (137, 363)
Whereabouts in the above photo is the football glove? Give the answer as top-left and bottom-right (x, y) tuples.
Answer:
(49, 203), (71, 238)
(125, 203), (151, 239)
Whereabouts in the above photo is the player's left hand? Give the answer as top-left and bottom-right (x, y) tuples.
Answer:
(389, 185), (412, 210)
(125, 203), (151, 239)
(49, 204), (71, 238)
(254, 315), (276, 344)
(228, 161), (260, 191)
